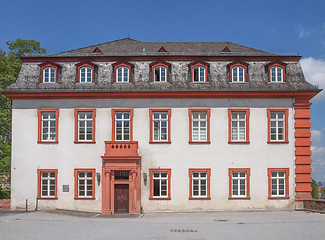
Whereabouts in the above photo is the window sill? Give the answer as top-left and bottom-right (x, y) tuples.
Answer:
(74, 141), (96, 144)
(229, 81), (248, 83)
(228, 197), (251, 200)
(37, 141), (59, 144)
(149, 197), (171, 200)
(37, 197), (58, 200)
(189, 81), (209, 84)
(189, 141), (211, 145)
(267, 141), (289, 144)
(149, 141), (171, 144)
(74, 197), (96, 200)
(189, 197), (211, 200)
(267, 81), (286, 84)
(228, 141), (250, 144)
(268, 196), (290, 200)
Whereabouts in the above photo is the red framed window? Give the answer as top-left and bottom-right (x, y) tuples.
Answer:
(39, 61), (61, 83)
(149, 169), (171, 200)
(188, 109), (210, 144)
(228, 61), (248, 83)
(112, 109), (133, 141)
(228, 168), (250, 199)
(74, 169), (96, 200)
(228, 109), (250, 144)
(267, 109), (289, 144)
(37, 109), (59, 144)
(189, 169), (211, 200)
(74, 109), (96, 143)
(150, 60), (171, 82)
(189, 61), (209, 83)
(112, 61), (134, 83)
(37, 169), (58, 200)
(76, 61), (96, 83)
(149, 109), (171, 144)
(266, 61), (287, 83)
(268, 168), (289, 199)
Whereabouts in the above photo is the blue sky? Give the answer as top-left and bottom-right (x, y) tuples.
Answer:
(1, 0), (325, 182)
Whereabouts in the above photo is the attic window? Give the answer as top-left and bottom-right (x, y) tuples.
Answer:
(92, 47), (102, 53)
(188, 61), (210, 83)
(158, 47), (167, 53)
(227, 61), (249, 83)
(222, 47), (231, 52)
(39, 61), (61, 83)
(265, 61), (287, 83)
(150, 60), (171, 82)
(75, 61), (97, 83)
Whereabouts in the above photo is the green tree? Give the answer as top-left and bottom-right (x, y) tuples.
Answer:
(311, 179), (319, 199)
(0, 39), (46, 198)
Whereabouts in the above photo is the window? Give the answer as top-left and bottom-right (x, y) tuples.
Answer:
(267, 109), (289, 143)
(149, 109), (171, 144)
(228, 61), (248, 83)
(74, 169), (95, 199)
(268, 168), (289, 199)
(76, 61), (96, 83)
(228, 168), (250, 199)
(74, 109), (96, 143)
(189, 169), (211, 200)
(39, 61), (60, 83)
(37, 169), (58, 199)
(38, 109), (59, 144)
(189, 109), (210, 144)
(189, 61), (209, 83)
(228, 109), (250, 144)
(112, 109), (133, 141)
(266, 61), (287, 83)
(112, 61), (133, 83)
(149, 169), (171, 200)
(154, 66), (167, 82)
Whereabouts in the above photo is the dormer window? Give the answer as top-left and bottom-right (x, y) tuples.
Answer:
(150, 60), (171, 82)
(266, 61), (287, 83)
(112, 61), (134, 83)
(228, 61), (248, 83)
(39, 61), (61, 83)
(76, 61), (96, 83)
(189, 61), (209, 83)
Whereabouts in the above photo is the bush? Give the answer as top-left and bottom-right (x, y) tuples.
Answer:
(0, 189), (10, 199)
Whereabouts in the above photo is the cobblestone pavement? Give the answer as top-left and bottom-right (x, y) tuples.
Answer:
(0, 210), (324, 240)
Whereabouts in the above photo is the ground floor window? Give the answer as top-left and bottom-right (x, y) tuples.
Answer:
(189, 169), (211, 199)
(37, 169), (58, 199)
(74, 169), (96, 199)
(228, 168), (250, 199)
(268, 168), (289, 199)
(149, 169), (171, 200)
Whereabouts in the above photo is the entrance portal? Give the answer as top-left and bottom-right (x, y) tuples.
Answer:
(114, 184), (129, 213)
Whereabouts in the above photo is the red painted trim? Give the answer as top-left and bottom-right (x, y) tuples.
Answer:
(158, 47), (167, 52)
(4, 90), (319, 100)
(39, 62), (60, 83)
(222, 47), (231, 52)
(188, 109), (211, 144)
(149, 169), (171, 200)
(37, 169), (58, 200)
(228, 168), (250, 199)
(113, 61), (133, 83)
(37, 109), (59, 144)
(228, 61), (248, 83)
(74, 109), (96, 143)
(267, 168), (289, 199)
(189, 61), (209, 83)
(75, 61), (97, 83)
(228, 109), (250, 144)
(74, 169), (96, 200)
(150, 60), (171, 82)
(111, 109), (133, 141)
(265, 60), (287, 68)
(267, 61), (287, 83)
(149, 109), (171, 144)
(267, 109), (289, 144)
(188, 169), (211, 200)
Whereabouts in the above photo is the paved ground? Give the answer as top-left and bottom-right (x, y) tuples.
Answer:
(0, 210), (325, 240)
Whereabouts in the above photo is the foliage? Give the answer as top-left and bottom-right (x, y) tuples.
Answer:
(321, 187), (325, 199)
(0, 190), (10, 199)
(311, 179), (319, 199)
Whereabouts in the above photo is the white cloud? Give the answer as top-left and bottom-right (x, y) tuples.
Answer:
(311, 129), (323, 144)
(311, 146), (325, 155)
(300, 57), (325, 101)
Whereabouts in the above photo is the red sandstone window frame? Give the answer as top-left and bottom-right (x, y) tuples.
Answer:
(37, 109), (59, 144)
(74, 169), (96, 200)
(149, 109), (171, 144)
(267, 109), (289, 144)
(74, 109), (96, 144)
(228, 168), (250, 200)
(111, 109), (133, 141)
(37, 169), (58, 200)
(39, 61), (61, 83)
(268, 168), (289, 199)
(76, 61), (97, 83)
(112, 61), (134, 83)
(188, 61), (209, 83)
(188, 109), (211, 144)
(149, 169), (171, 200)
(227, 61), (249, 83)
(266, 61), (287, 83)
(189, 169), (211, 200)
(150, 60), (171, 82)
(228, 109), (250, 144)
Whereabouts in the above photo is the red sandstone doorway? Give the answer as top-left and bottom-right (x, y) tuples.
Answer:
(114, 184), (129, 213)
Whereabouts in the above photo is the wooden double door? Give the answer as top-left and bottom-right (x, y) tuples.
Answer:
(114, 184), (129, 213)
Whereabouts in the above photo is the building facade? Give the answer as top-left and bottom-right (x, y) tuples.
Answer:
(4, 38), (320, 214)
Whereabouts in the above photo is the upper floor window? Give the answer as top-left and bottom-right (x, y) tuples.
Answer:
(189, 109), (211, 144)
(149, 109), (171, 144)
(37, 109), (59, 144)
(74, 109), (96, 143)
(228, 61), (248, 83)
(112, 109), (133, 141)
(113, 61), (134, 83)
(37, 169), (58, 199)
(76, 61), (96, 83)
(267, 109), (289, 144)
(150, 60), (171, 82)
(189, 61), (209, 83)
(266, 61), (287, 83)
(39, 61), (61, 83)
(228, 109), (250, 144)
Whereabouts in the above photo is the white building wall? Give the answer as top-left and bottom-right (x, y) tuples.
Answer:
(11, 98), (296, 211)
